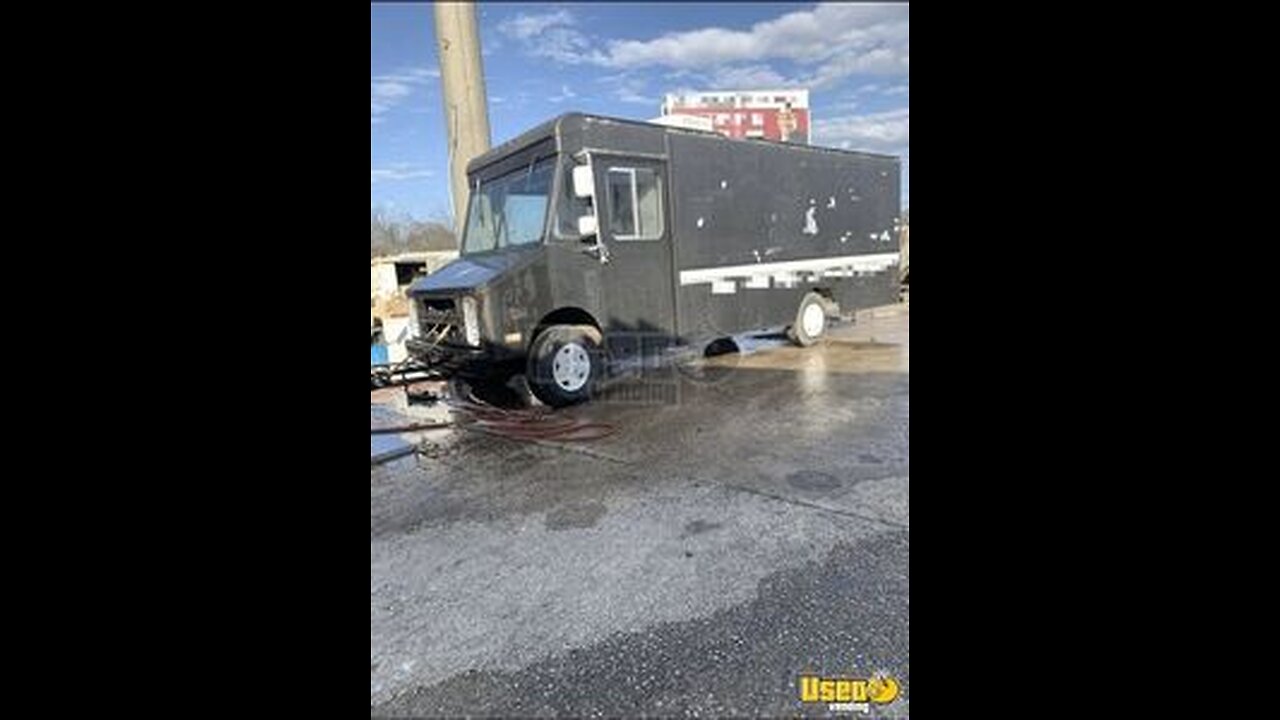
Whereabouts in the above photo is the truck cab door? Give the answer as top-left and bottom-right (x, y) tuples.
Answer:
(594, 158), (677, 348)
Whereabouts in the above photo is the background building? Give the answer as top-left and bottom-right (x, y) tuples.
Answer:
(648, 114), (715, 132)
(371, 250), (458, 363)
(658, 89), (810, 143)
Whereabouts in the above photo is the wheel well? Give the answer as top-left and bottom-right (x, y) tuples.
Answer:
(812, 287), (840, 314)
(531, 307), (602, 347)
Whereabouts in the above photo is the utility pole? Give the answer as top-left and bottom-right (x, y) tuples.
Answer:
(433, 2), (491, 236)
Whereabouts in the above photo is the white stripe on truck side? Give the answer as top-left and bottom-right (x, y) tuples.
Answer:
(678, 252), (900, 287)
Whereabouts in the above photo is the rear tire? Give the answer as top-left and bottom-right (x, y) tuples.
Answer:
(526, 324), (605, 407)
(788, 292), (829, 347)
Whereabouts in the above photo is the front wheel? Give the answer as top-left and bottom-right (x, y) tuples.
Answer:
(527, 325), (605, 407)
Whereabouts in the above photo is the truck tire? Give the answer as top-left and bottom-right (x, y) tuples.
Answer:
(527, 324), (605, 407)
(788, 292), (828, 347)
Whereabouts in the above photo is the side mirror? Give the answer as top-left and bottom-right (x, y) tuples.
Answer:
(572, 165), (595, 199)
(577, 215), (598, 238)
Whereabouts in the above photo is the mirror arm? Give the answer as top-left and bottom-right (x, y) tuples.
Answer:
(586, 239), (611, 265)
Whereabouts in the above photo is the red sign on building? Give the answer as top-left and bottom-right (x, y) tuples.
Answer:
(659, 90), (810, 144)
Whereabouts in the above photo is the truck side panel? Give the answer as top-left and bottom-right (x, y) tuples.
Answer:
(666, 132), (900, 343)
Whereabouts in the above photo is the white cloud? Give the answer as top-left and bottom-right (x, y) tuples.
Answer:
(710, 64), (789, 89)
(496, 4), (907, 93)
(548, 84), (578, 103)
(498, 9), (573, 40)
(826, 98), (860, 113)
(615, 85), (654, 105)
(371, 166), (435, 184)
(495, 4), (907, 107)
(813, 107), (909, 154)
(498, 9), (597, 64)
(800, 46), (905, 90)
(598, 74), (657, 105)
(541, 27), (597, 64)
(664, 68), (706, 82)
(370, 67), (439, 123)
(597, 3), (908, 89)
(375, 67), (440, 84)
(616, 88), (654, 105)
(371, 82), (411, 100)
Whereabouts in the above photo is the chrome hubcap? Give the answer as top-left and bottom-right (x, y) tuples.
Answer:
(552, 343), (592, 391)
(802, 303), (826, 338)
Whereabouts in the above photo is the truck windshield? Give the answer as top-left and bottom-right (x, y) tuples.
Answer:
(463, 156), (555, 254)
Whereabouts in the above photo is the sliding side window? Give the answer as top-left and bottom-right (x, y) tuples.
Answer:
(605, 167), (664, 241)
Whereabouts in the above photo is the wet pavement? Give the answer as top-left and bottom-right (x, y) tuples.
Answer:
(370, 304), (909, 717)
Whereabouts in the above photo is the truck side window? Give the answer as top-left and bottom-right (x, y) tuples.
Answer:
(606, 167), (663, 241)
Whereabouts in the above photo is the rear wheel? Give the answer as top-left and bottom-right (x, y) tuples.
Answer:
(788, 292), (829, 347)
(527, 325), (605, 407)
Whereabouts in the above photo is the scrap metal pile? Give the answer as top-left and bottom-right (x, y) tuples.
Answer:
(371, 367), (616, 460)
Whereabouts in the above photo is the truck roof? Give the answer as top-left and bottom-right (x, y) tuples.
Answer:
(466, 112), (898, 176)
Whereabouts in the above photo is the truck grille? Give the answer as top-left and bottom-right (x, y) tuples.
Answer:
(416, 297), (463, 344)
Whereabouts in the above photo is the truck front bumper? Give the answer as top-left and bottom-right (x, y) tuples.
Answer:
(405, 337), (519, 379)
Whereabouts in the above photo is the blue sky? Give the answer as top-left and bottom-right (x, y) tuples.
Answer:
(371, 2), (909, 222)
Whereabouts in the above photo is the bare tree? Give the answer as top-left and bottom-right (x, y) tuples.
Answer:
(370, 208), (402, 258)
(371, 208), (456, 258)
(404, 220), (457, 252)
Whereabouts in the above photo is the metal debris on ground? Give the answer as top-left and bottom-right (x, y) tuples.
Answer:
(370, 434), (417, 465)
(370, 422), (453, 435)
(370, 358), (442, 391)
(404, 384), (441, 405)
(447, 398), (616, 442)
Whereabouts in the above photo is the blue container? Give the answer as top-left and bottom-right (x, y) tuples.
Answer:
(371, 343), (389, 366)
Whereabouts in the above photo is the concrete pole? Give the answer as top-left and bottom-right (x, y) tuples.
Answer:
(433, 2), (492, 236)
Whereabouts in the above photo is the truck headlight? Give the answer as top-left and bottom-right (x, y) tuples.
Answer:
(460, 296), (481, 346)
